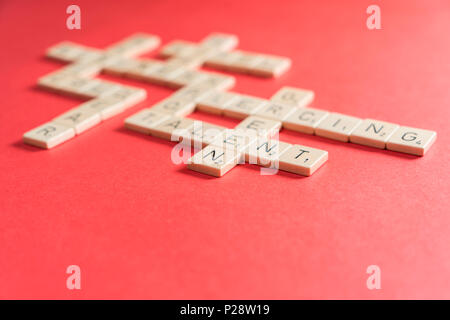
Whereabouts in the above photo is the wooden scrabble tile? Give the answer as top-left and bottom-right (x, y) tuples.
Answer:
(149, 117), (195, 141)
(53, 107), (101, 135)
(78, 80), (122, 98)
(150, 96), (197, 117)
(279, 145), (328, 176)
(124, 109), (171, 135)
(245, 138), (292, 167)
(23, 122), (75, 149)
(165, 56), (203, 70)
(196, 91), (239, 115)
(159, 40), (198, 58)
(235, 115), (282, 138)
(223, 95), (267, 119)
(282, 107), (329, 134)
(179, 122), (226, 147)
(253, 101), (297, 121)
(46, 41), (92, 62)
(187, 145), (240, 177)
(169, 69), (208, 88)
(77, 98), (125, 120)
(270, 86), (315, 107)
(37, 72), (73, 93)
(75, 87), (145, 121)
(204, 51), (239, 71)
(52, 77), (98, 98)
(103, 58), (140, 76)
(315, 113), (362, 142)
(142, 62), (186, 86)
(350, 119), (400, 149)
(226, 50), (264, 74)
(106, 86), (147, 109)
(210, 129), (258, 152)
(39, 73), (91, 97)
(57, 61), (103, 78)
(201, 33), (239, 51)
(250, 55), (291, 77)
(106, 33), (160, 57)
(386, 126), (437, 156)
(199, 73), (235, 91)
(124, 59), (164, 80)
(171, 83), (215, 102)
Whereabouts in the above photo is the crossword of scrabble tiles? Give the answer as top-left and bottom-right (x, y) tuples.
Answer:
(23, 32), (437, 177)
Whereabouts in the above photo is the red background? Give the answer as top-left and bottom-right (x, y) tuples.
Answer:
(1, 0), (449, 299)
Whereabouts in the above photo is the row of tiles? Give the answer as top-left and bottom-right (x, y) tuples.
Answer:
(24, 72), (234, 149)
(28, 33), (243, 150)
(124, 109), (328, 177)
(28, 33), (292, 151)
(46, 32), (290, 81)
(23, 87), (146, 149)
(150, 86), (436, 156)
(160, 38), (291, 78)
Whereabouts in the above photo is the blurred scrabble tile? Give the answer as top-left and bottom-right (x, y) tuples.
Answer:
(159, 40), (198, 58)
(245, 138), (292, 167)
(77, 98), (125, 120)
(149, 117), (195, 141)
(58, 62), (103, 78)
(23, 122), (75, 149)
(350, 119), (400, 149)
(106, 33), (160, 57)
(315, 113), (362, 142)
(171, 83), (215, 102)
(204, 51), (239, 71)
(74, 87), (145, 121)
(142, 62), (186, 86)
(53, 107), (101, 135)
(165, 54), (204, 70)
(253, 101), (297, 121)
(270, 87), (315, 107)
(201, 33), (239, 51)
(169, 69), (208, 88)
(250, 55), (291, 77)
(235, 115), (281, 137)
(386, 126), (437, 156)
(106, 86), (147, 109)
(196, 91), (239, 115)
(210, 129), (258, 152)
(103, 58), (140, 76)
(282, 107), (329, 134)
(180, 122), (226, 147)
(150, 96), (196, 117)
(51, 77), (98, 98)
(46, 41), (92, 62)
(124, 109), (171, 135)
(37, 72), (73, 92)
(79, 80), (122, 98)
(226, 51), (264, 73)
(279, 145), (328, 176)
(187, 145), (240, 177)
(223, 94), (267, 119)
(125, 59), (164, 80)
(199, 73), (235, 91)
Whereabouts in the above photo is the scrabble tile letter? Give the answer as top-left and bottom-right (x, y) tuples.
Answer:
(187, 145), (240, 177)
(283, 107), (329, 134)
(350, 119), (399, 149)
(23, 122), (75, 149)
(279, 145), (328, 176)
(315, 113), (362, 142)
(386, 126), (437, 156)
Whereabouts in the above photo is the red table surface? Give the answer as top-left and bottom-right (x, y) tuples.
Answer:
(1, 0), (449, 299)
